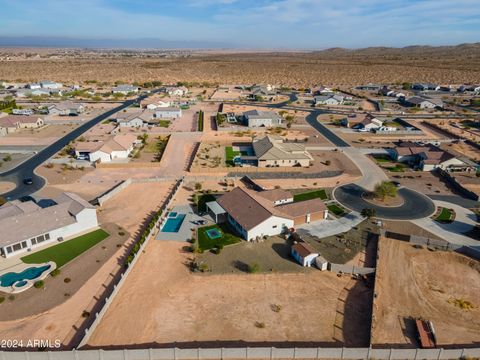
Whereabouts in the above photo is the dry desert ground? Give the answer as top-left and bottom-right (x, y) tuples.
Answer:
(372, 236), (480, 347)
(87, 240), (372, 348)
(1, 45), (480, 86)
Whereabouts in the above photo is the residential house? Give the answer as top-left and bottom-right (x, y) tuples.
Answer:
(75, 134), (138, 163)
(291, 241), (319, 267)
(112, 85), (139, 95)
(26, 83), (41, 90)
(154, 107), (182, 119)
(0, 192), (98, 258)
(209, 186), (328, 241)
(40, 80), (63, 89)
(412, 83), (437, 91)
(252, 135), (313, 167)
(0, 115), (44, 136)
(165, 86), (188, 96)
(116, 110), (154, 127)
(391, 141), (476, 172)
(435, 85), (452, 92)
(351, 113), (383, 132)
(378, 86), (391, 96)
(314, 94), (344, 106)
(145, 100), (171, 110)
(48, 101), (85, 116)
(355, 83), (382, 91)
(312, 86), (334, 96)
(404, 96), (444, 109)
(12, 109), (34, 116)
(243, 109), (283, 127)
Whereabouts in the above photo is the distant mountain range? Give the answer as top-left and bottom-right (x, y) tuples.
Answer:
(0, 36), (232, 49)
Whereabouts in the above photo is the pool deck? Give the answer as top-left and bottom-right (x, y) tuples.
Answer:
(156, 204), (212, 242)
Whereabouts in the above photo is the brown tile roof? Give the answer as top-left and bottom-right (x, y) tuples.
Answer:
(217, 187), (273, 231)
(257, 189), (293, 203)
(0, 115), (42, 127)
(277, 198), (326, 218)
(292, 242), (317, 258)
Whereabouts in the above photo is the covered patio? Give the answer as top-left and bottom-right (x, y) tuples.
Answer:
(206, 201), (227, 223)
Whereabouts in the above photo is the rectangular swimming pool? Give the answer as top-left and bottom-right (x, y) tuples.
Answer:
(161, 214), (186, 233)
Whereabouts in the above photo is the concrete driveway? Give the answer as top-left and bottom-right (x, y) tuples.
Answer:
(296, 211), (365, 238)
(412, 201), (479, 246)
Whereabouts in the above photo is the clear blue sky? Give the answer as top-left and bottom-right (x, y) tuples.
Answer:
(0, 0), (479, 48)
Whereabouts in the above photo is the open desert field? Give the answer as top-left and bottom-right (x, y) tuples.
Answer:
(1, 45), (480, 86)
(372, 236), (480, 348)
(88, 240), (372, 348)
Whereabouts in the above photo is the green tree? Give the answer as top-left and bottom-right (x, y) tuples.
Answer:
(374, 181), (398, 201)
(361, 208), (376, 218)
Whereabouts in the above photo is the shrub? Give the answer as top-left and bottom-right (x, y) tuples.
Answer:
(34, 280), (45, 289)
(254, 321), (266, 328)
(247, 262), (260, 273)
(0, 296), (5, 304)
(50, 269), (61, 277)
(64, 277), (71, 283)
(118, 231), (125, 236)
(82, 310), (91, 318)
(270, 304), (282, 313)
(198, 263), (209, 272)
(325, 160), (331, 166)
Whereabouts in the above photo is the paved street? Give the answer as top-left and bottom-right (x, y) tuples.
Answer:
(0, 91), (156, 200)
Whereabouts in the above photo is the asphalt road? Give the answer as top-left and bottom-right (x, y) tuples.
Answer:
(0, 92), (153, 200)
(333, 184), (436, 220)
(305, 110), (351, 147)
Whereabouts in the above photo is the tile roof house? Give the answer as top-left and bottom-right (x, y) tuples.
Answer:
(0, 192), (98, 258)
(243, 109), (283, 127)
(314, 94), (344, 106)
(116, 110), (154, 127)
(112, 85), (139, 95)
(210, 186), (327, 241)
(47, 101), (85, 116)
(0, 115), (44, 136)
(392, 141), (474, 171)
(404, 96), (444, 109)
(252, 135), (313, 167)
(351, 113), (383, 132)
(75, 134), (138, 163)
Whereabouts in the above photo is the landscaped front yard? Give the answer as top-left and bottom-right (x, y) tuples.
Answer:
(434, 207), (455, 223)
(197, 224), (241, 252)
(327, 203), (346, 216)
(21, 228), (109, 267)
(293, 189), (328, 202)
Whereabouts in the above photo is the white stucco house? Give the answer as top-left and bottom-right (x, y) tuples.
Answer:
(210, 187), (327, 241)
(75, 134), (138, 162)
(48, 101), (85, 116)
(154, 107), (182, 119)
(314, 94), (344, 105)
(112, 85), (139, 95)
(165, 86), (188, 96)
(40, 80), (63, 89)
(243, 109), (283, 127)
(0, 192), (99, 258)
(404, 96), (444, 109)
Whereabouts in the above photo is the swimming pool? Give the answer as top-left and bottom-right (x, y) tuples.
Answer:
(162, 214), (186, 233)
(0, 264), (51, 287)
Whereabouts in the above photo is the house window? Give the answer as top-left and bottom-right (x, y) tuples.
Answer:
(272, 225), (277, 229)
(31, 238), (37, 245)
(12, 243), (22, 252)
(21, 241), (27, 248)
(6, 246), (12, 254)
(45, 233), (50, 240)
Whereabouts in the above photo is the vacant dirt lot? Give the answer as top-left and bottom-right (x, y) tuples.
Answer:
(372, 236), (480, 347)
(88, 240), (372, 347)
